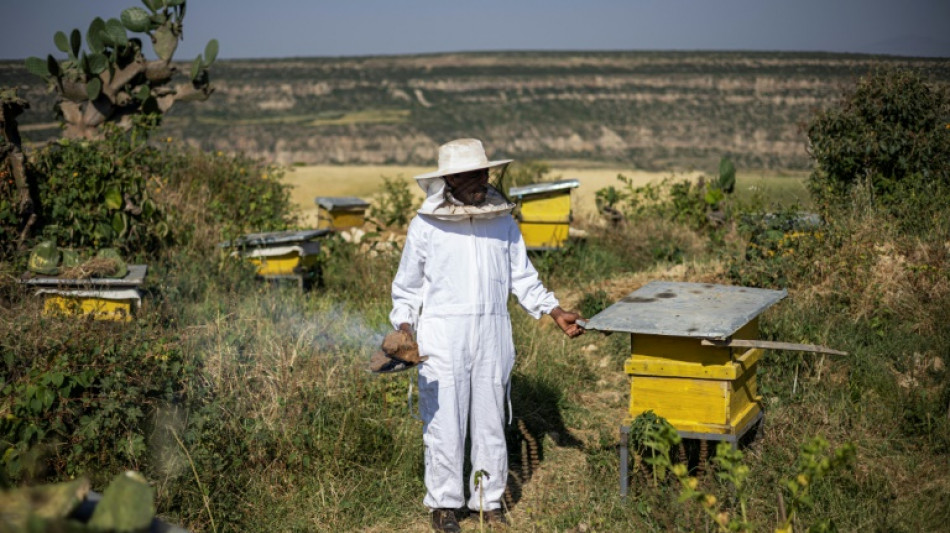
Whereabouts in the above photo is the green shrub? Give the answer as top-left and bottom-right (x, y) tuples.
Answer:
(156, 144), (295, 245)
(0, 315), (192, 486)
(368, 175), (417, 228)
(806, 68), (950, 233)
(729, 207), (823, 289)
(498, 159), (558, 196)
(0, 151), (20, 259)
(596, 159), (738, 245)
(23, 122), (172, 258)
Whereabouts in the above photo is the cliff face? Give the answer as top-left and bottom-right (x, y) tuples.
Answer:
(5, 51), (948, 171)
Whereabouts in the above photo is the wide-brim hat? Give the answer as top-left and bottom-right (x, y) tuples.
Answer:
(413, 138), (512, 181)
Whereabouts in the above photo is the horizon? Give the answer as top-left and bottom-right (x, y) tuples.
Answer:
(3, 47), (941, 65)
(3, 1), (949, 62)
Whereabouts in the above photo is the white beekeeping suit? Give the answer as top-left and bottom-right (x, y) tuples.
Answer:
(390, 139), (560, 513)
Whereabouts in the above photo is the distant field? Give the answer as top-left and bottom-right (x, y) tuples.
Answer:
(282, 164), (810, 225)
(189, 108), (410, 127)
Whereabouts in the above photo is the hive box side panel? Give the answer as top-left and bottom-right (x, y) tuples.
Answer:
(317, 207), (366, 230)
(630, 375), (729, 426)
(730, 362), (759, 422)
(519, 193), (571, 223)
(629, 362), (760, 433)
(248, 251), (322, 276)
(44, 295), (136, 321)
(519, 222), (569, 249)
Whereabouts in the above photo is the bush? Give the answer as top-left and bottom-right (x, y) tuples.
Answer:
(595, 158), (739, 245)
(22, 122), (173, 260)
(154, 143), (295, 248)
(806, 68), (950, 233)
(0, 313), (193, 486)
(498, 159), (558, 197)
(368, 175), (417, 228)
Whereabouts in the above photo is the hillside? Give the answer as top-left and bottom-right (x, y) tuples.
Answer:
(3, 51), (949, 171)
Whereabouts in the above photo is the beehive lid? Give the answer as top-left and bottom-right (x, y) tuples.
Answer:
(315, 196), (370, 210)
(218, 229), (331, 248)
(508, 179), (580, 199)
(20, 264), (148, 288)
(582, 281), (787, 339)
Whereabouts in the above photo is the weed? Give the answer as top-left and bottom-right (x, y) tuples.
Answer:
(368, 175), (418, 228)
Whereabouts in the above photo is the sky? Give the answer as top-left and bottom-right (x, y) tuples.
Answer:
(2, 0), (949, 61)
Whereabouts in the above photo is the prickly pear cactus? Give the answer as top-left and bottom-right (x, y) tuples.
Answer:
(87, 470), (156, 532)
(0, 477), (90, 530)
(25, 0), (218, 140)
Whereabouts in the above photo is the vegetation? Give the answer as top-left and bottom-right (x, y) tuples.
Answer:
(1, 61), (948, 533)
(0, 87), (37, 255)
(368, 175), (418, 228)
(806, 68), (950, 236)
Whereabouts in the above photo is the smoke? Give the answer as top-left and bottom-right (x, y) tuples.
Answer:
(249, 290), (389, 359)
(147, 288), (394, 475)
(149, 405), (188, 480)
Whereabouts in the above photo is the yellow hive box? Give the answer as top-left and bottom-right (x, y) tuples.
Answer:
(508, 180), (579, 250)
(220, 229), (330, 290)
(21, 265), (148, 322)
(243, 242), (322, 277)
(581, 281), (787, 495)
(40, 289), (142, 322)
(625, 320), (763, 436)
(315, 196), (370, 231)
(582, 281), (786, 442)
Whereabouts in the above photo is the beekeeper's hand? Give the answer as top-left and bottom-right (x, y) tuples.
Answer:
(383, 325), (423, 364)
(398, 322), (414, 340)
(369, 324), (425, 374)
(550, 307), (585, 338)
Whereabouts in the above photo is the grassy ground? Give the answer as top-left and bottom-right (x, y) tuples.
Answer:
(4, 148), (945, 532)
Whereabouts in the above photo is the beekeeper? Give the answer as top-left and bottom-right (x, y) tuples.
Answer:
(390, 138), (584, 532)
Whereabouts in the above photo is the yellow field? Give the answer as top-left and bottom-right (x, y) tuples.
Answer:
(282, 164), (808, 226)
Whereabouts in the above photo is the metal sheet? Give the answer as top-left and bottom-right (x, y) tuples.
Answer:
(218, 229), (331, 248)
(582, 281), (786, 339)
(508, 179), (580, 198)
(315, 196), (370, 210)
(21, 264), (148, 288)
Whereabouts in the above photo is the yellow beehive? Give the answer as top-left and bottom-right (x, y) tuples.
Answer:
(508, 179), (579, 250)
(583, 281), (786, 442)
(315, 196), (370, 230)
(220, 229), (330, 289)
(245, 248), (321, 277)
(624, 319), (763, 436)
(40, 289), (141, 322)
(22, 265), (148, 322)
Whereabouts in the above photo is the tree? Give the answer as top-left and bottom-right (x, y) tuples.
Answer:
(24, 0), (218, 140)
(1, 88), (40, 252)
(805, 68), (950, 218)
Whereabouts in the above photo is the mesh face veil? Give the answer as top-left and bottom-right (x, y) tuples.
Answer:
(443, 166), (511, 207)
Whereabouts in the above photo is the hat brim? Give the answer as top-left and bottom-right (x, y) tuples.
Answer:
(412, 159), (513, 181)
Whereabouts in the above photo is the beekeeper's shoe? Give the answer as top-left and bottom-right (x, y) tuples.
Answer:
(430, 509), (461, 533)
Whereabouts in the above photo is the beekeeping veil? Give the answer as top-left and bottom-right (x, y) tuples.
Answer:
(413, 138), (515, 220)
